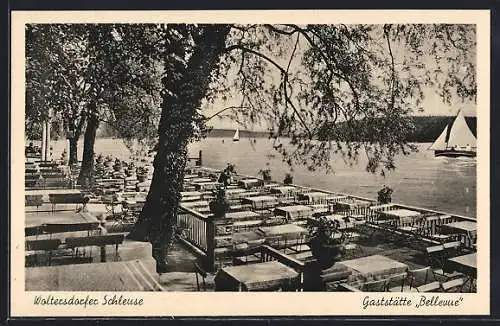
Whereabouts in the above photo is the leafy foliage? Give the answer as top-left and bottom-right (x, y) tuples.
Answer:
(377, 185), (394, 204)
(305, 215), (350, 268)
(207, 24), (476, 174)
(283, 173), (294, 185)
(258, 168), (272, 181)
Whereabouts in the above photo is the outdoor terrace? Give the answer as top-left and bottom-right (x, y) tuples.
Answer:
(24, 161), (477, 293)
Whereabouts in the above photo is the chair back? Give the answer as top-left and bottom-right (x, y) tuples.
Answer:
(44, 222), (101, 235)
(361, 279), (387, 292)
(385, 272), (408, 292)
(25, 225), (43, 237)
(65, 234), (125, 248)
(408, 266), (433, 288)
(25, 239), (61, 251)
(49, 193), (85, 204)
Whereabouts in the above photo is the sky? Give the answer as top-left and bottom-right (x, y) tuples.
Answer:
(203, 25), (477, 131)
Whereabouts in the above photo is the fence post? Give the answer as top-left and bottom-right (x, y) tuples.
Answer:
(205, 217), (215, 272)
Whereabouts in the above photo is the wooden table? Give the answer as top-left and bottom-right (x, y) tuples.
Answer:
(274, 205), (314, 220)
(270, 186), (297, 196)
(447, 253), (477, 292)
(193, 182), (219, 191)
(298, 191), (330, 204)
(334, 200), (372, 211)
(214, 260), (299, 291)
(25, 259), (163, 291)
(243, 195), (279, 210)
(25, 211), (98, 228)
(441, 221), (477, 234)
(440, 221), (477, 248)
(180, 191), (203, 202)
(225, 211), (261, 221)
(447, 253), (476, 276)
(257, 224), (307, 239)
(187, 177), (212, 183)
(339, 255), (408, 281)
(238, 178), (262, 189)
(379, 209), (421, 225)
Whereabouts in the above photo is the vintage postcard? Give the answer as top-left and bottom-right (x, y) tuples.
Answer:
(10, 9), (490, 317)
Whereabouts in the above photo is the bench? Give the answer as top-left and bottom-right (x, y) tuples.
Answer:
(25, 225), (44, 238)
(25, 239), (62, 266)
(48, 193), (86, 211)
(44, 222), (102, 237)
(65, 234), (125, 261)
(25, 195), (44, 212)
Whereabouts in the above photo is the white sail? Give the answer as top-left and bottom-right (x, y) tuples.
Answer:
(447, 110), (476, 150)
(233, 128), (240, 141)
(429, 126), (448, 150)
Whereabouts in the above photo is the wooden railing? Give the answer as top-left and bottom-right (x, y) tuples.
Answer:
(177, 206), (210, 252)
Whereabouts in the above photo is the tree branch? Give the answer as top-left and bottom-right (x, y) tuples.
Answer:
(224, 43), (312, 138)
(205, 106), (250, 121)
(384, 24), (397, 109)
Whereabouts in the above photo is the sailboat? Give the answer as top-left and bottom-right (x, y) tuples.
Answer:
(233, 128), (240, 142)
(429, 110), (476, 158)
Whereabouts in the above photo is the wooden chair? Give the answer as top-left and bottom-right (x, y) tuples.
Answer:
(406, 266), (440, 292)
(443, 241), (462, 258)
(386, 272), (408, 292)
(360, 279), (388, 292)
(425, 244), (446, 269)
(441, 278), (465, 292)
(414, 281), (441, 292)
(25, 239), (62, 266)
(194, 262), (208, 291)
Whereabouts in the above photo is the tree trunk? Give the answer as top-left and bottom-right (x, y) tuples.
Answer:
(77, 113), (99, 186)
(127, 25), (231, 273)
(68, 137), (78, 165)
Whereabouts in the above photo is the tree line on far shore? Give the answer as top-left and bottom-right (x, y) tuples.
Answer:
(31, 115), (476, 143)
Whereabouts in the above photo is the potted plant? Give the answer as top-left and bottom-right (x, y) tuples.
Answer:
(283, 173), (293, 185)
(136, 166), (147, 182)
(377, 185), (393, 204)
(113, 159), (122, 172)
(218, 163), (236, 187)
(305, 216), (347, 270)
(209, 185), (230, 218)
(258, 168), (272, 182)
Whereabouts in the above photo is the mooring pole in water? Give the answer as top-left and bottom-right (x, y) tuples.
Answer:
(198, 150), (202, 166)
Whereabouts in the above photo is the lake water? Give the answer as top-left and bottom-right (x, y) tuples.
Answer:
(187, 138), (476, 218)
(46, 137), (476, 218)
